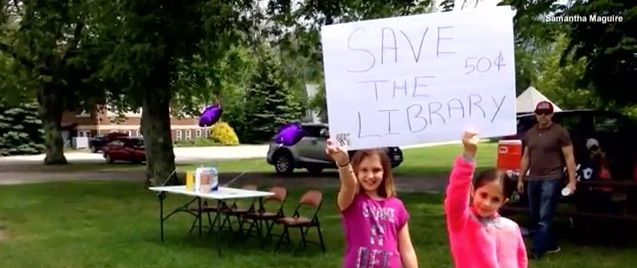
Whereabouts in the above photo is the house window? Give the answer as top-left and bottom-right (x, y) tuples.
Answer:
(176, 130), (183, 141)
(77, 130), (91, 137)
(195, 129), (202, 138)
(126, 130), (132, 136)
(135, 130), (140, 137)
(185, 130), (192, 140)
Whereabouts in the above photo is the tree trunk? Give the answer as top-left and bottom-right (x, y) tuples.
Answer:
(37, 84), (67, 165)
(142, 66), (177, 186)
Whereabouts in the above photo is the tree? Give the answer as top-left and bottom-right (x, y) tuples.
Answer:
(213, 45), (259, 140)
(0, 0), (105, 164)
(241, 45), (304, 143)
(98, 0), (258, 185)
(499, 0), (570, 93)
(439, 0), (455, 11)
(0, 101), (45, 156)
(532, 33), (600, 109)
(0, 50), (36, 105)
(266, 0), (434, 119)
(500, 0), (568, 45)
(563, 0), (637, 106)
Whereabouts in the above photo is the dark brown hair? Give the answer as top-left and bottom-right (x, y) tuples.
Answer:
(473, 168), (516, 199)
(351, 149), (396, 198)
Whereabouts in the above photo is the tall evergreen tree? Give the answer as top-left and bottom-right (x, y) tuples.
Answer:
(242, 46), (303, 143)
(0, 102), (45, 156)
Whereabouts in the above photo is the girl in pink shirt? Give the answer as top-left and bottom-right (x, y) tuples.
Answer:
(325, 139), (418, 268)
(445, 131), (528, 268)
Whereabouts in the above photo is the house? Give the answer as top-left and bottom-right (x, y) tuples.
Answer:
(60, 105), (209, 145)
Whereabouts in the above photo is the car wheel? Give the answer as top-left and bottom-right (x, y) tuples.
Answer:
(274, 152), (294, 174)
(106, 154), (114, 164)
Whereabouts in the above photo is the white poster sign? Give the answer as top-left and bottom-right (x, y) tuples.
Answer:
(320, 6), (517, 150)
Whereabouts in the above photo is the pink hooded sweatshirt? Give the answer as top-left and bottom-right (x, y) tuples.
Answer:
(444, 155), (528, 268)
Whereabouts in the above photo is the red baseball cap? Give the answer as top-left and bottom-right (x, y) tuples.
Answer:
(534, 101), (554, 113)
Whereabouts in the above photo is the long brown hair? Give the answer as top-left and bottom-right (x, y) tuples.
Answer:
(351, 149), (396, 198)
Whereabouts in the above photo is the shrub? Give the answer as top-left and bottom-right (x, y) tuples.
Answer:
(174, 137), (218, 147)
(209, 121), (239, 145)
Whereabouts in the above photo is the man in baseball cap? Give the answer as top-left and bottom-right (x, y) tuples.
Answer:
(518, 100), (577, 259)
(533, 101), (554, 129)
(534, 101), (554, 115)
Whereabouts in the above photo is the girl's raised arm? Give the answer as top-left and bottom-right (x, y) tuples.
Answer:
(444, 131), (478, 232)
(325, 139), (357, 211)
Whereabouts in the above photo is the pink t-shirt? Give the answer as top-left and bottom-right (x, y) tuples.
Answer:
(341, 193), (409, 268)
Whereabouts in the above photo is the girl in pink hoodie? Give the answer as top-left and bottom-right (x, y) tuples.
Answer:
(445, 131), (528, 268)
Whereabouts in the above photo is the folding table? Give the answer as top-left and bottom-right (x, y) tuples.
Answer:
(148, 185), (275, 256)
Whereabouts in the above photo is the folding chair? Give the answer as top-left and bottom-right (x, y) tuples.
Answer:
(274, 190), (326, 253)
(242, 186), (287, 248)
(217, 184), (259, 234)
(187, 199), (230, 235)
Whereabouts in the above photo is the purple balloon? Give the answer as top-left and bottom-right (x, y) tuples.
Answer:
(273, 122), (305, 146)
(199, 104), (223, 127)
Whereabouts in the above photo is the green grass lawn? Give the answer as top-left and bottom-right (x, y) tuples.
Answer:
(393, 142), (497, 176)
(180, 158), (271, 173)
(179, 142), (498, 176)
(0, 181), (634, 268)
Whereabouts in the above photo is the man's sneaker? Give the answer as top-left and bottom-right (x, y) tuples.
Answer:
(546, 247), (561, 254)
